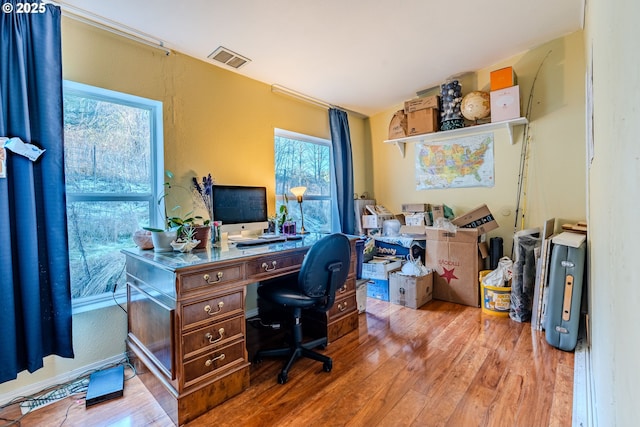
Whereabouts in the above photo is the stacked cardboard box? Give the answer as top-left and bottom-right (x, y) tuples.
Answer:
(361, 205), (394, 231)
(405, 95), (440, 136)
(401, 203), (430, 226)
(362, 258), (403, 301)
(489, 66), (520, 123)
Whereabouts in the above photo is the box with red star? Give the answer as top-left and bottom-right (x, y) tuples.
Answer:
(424, 227), (488, 307)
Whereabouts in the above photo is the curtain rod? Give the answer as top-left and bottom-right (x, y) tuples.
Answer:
(51, 1), (171, 56)
(272, 84), (334, 109)
(271, 84), (368, 118)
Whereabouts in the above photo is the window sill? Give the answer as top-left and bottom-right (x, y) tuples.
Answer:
(72, 291), (127, 315)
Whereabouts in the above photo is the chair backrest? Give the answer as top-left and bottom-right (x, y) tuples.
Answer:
(298, 233), (351, 311)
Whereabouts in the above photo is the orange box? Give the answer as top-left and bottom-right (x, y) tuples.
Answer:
(490, 66), (517, 91)
(407, 108), (439, 136)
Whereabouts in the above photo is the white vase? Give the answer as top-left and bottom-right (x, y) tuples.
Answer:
(151, 230), (178, 252)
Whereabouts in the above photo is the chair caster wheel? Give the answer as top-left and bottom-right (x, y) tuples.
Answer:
(277, 372), (288, 384)
(323, 360), (332, 372)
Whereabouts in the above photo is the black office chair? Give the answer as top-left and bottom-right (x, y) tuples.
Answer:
(253, 233), (351, 384)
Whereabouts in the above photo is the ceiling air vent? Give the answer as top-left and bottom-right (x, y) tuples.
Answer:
(208, 46), (250, 69)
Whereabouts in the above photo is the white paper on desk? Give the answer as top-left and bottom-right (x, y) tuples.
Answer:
(2, 136), (46, 161)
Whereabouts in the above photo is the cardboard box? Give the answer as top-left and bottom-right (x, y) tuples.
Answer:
(374, 238), (426, 262)
(362, 215), (379, 229)
(431, 204), (445, 221)
(389, 271), (433, 309)
(407, 108), (439, 136)
(361, 259), (403, 280)
(404, 212), (425, 226)
(451, 204), (499, 234)
(490, 66), (517, 91)
(362, 205), (395, 229)
(399, 225), (427, 236)
(490, 85), (521, 123)
(388, 110), (407, 139)
(366, 278), (390, 301)
(404, 95), (440, 113)
(430, 204), (453, 222)
(424, 227), (485, 307)
(402, 203), (429, 213)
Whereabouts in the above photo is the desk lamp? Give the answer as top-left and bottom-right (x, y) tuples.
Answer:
(290, 186), (308, 234)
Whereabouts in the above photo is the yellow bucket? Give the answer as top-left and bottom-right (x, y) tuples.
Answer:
(479, 270), (511, 317)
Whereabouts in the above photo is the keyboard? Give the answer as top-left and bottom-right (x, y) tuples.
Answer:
(233, 236), (288, 247)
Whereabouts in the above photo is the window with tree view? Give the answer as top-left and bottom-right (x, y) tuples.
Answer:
(63, 81), (163, 303)
(274, 129), (334, 233)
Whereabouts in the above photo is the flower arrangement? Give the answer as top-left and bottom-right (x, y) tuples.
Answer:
(192, 173), (215, 225)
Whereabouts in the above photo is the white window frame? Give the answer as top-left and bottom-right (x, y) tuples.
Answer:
(63, 81), (164, 314)
(274, 128), (339, 233)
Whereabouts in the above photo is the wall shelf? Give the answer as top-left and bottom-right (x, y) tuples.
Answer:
(384, 117), (528, 157)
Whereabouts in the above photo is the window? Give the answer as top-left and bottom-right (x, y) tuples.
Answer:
(63, 81), (163, 306)
(274, 129), (335, 233)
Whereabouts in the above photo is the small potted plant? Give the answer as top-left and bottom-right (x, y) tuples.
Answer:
(277, 194), (293, 233)
(142, 171), (192, 252)
(170, 224), (200, 252)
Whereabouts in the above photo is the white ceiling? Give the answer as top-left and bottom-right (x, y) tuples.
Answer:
(57, 0), (584, 117)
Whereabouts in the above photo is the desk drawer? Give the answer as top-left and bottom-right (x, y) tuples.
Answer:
(328, 293), (357, 320)
(182, 316), (244, 359)
(183, 340), (246, 386)
(180, 264), (244, 293)
(335, 277), (355, 297)
(246, 252), (306, 280)
(182, 290), (244, 330)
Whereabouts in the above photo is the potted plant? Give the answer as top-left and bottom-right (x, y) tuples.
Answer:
(277, 194), (293, 233)
(143, 171), (192, 252)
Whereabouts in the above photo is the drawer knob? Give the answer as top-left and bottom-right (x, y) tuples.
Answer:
(203, 272), (224, 284)
(338, 301), (348, 312)
(204, 301), (224, 315)
(205, 328), (225, 344)
(261, 261), (277, 271)
(205, 353), (226, 367)
(338, 284), (347, 294)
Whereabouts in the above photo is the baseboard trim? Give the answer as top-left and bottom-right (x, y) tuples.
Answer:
(573, 337), (596, 426)
(0, 354), (126, 407)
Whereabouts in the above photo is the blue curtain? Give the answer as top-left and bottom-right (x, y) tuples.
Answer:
(329, 108), (355, 234)
(0, 1), (74, 384)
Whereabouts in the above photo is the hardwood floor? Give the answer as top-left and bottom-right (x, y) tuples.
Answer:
(0, 298), (574, 427)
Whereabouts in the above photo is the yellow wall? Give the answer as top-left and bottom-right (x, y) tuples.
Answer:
(368, 31), (586, 254)
(61, 19), (369, 211)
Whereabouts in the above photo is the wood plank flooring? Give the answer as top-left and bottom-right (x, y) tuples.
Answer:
(0, 298), (574, 427)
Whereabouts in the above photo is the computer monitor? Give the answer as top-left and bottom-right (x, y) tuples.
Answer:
(212, 185), (269, 236)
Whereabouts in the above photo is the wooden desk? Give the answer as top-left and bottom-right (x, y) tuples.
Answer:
(122, 234), (358, 426)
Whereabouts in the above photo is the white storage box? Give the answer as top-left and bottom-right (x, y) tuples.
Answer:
(361, 259), (403, 280)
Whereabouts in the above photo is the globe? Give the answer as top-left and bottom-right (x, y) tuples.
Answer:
(461, 91), (491, 122)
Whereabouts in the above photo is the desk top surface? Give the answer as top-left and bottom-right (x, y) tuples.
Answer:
(122, 233), (330, 271)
